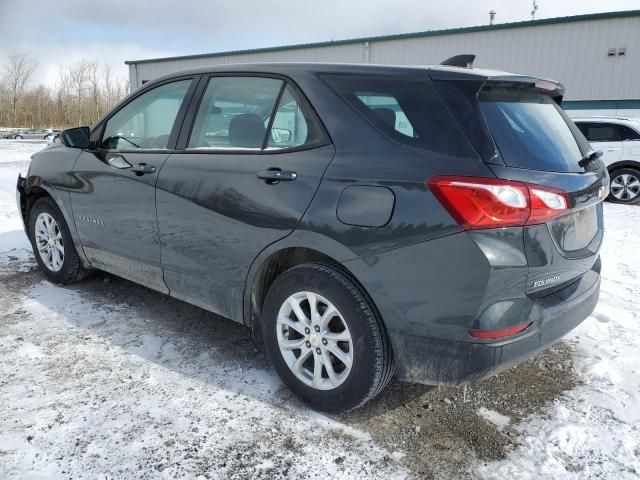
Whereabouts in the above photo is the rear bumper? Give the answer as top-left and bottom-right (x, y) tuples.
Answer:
(391, 264), (600, 385)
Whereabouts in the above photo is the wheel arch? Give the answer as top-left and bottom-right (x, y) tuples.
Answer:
(244, 244), (386, 345)
(22, 180), (89, 268)
(21, 184), (54, 231)
(607, 159), (640, 173)
(246, 247), (339, 331)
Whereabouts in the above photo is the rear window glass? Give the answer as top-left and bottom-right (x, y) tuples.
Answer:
(321, 74), (476, 158)
(479, 87), (590, 173)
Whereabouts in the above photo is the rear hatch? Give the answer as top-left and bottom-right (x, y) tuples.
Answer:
(477, 83), (607, 295)
(431, 69), (609, 297)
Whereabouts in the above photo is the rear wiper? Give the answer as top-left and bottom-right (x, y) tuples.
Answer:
(578, 150), (603, 168)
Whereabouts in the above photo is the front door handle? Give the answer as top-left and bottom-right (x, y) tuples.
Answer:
(131, 163), (156, 176)
(257, 168), (297, 184)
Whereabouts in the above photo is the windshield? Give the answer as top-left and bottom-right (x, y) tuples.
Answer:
(479, 86), (590, 173)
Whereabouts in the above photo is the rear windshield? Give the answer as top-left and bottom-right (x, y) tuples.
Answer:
(321, 74), (477, 158)
(479, 86), (590, 173)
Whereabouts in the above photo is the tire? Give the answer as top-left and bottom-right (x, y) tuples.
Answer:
(262, 262), (394, 413)
(15, 135), (23, 140)
(28, 197), (90, 284)
(608, 167), (640, 204)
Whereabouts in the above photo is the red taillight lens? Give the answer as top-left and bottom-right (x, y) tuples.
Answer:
(428, 176), (569, 230)
(528, 187), (571, 224)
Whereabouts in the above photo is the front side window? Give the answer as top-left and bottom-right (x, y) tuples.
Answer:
(102, 79), (192, 150)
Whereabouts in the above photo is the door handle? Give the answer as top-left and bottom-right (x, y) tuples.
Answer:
(257, 168), (297, 184)
(130, 163), (156, 176)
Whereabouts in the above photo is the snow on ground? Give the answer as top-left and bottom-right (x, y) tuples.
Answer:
(0, 140), (408, 479)
(0, 140), (36, 273)
(0, 140), (639, 479)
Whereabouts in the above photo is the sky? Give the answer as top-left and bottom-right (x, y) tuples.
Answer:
(0, 0), (638, 88)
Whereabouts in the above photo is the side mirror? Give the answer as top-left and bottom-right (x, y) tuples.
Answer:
(271, 128), (292, 144)
(62, 126), (91, 149)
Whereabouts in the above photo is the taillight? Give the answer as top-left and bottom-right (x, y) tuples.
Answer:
(428, 176), (569, 230)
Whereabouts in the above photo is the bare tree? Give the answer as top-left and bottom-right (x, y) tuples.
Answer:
(2, 55), (36, 126)
(0, 56), (127, 128)
(102, 63), (116, 111)
(68, 60), (90, 126)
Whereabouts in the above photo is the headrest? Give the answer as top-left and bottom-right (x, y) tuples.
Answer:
(228, 114), (265, 148)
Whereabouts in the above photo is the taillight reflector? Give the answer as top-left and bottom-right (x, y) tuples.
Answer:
(428, 176), (569, 230)
(469, 322), (532, 340)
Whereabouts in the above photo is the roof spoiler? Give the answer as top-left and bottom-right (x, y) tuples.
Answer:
(440, 54), (476, 68)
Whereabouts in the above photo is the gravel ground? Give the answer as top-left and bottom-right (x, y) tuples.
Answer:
(1, 140), (638, 479)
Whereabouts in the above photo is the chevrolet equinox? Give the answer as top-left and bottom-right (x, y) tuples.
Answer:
(16, 59), (607, 412)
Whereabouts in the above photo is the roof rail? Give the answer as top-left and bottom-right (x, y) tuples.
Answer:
(440, 54), (476, 68)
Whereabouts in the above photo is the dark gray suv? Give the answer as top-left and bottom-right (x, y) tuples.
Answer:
(16, 62), (607, 412)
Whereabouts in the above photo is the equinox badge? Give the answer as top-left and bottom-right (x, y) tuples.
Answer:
(533, 275), (561, 288)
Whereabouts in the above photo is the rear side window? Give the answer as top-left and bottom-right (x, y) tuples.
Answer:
(188, 77), (327, 151)
(188, 77), (283, 150)
(575, 122), (621, 142)
(321, 74), (476, 158)
(616, 124), (640, 141)
(479, 87), (590, 173)
(266, 84), (326, 150)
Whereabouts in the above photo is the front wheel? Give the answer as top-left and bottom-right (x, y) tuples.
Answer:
(609, 168), (640, 204)
(14, 135), (23, 140)
(262, 263), (394, 412)
(28, 197), (90, 284)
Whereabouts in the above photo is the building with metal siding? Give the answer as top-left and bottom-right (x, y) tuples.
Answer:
(126, 10), (640, 116)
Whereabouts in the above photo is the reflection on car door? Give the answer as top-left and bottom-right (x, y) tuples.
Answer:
(156, 75), (334, 320)
(70, 78), (195, 291)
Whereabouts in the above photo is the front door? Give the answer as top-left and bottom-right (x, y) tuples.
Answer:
(156, 75), (334, 320)
(70, 78), (194, 291)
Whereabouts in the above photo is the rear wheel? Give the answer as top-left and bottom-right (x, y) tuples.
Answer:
(15, 135), (23, 140)
(28, 197), (90, 284)
(608, 168), (640, 204)
(262, 263), (394, 412)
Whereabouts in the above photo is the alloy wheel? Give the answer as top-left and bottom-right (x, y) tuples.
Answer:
(611, 173), (640, 201)
(276, 291), (353, 390)
(34, 212), (65, 271)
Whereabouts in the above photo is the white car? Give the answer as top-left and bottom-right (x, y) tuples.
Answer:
(573, 117), (640, 204)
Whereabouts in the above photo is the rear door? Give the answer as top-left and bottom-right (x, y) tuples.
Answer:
(156, 75), (334, 320)
(575, 121), (623, 167)
(476, 86), (607, 294)
(70, 78), (195, 291)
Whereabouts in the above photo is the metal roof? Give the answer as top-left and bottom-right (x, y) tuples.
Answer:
(125, 9), (640, 66)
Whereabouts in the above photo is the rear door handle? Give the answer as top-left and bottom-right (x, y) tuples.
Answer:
(257, 168), (297, 184)
(131, 163), (156, 176)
